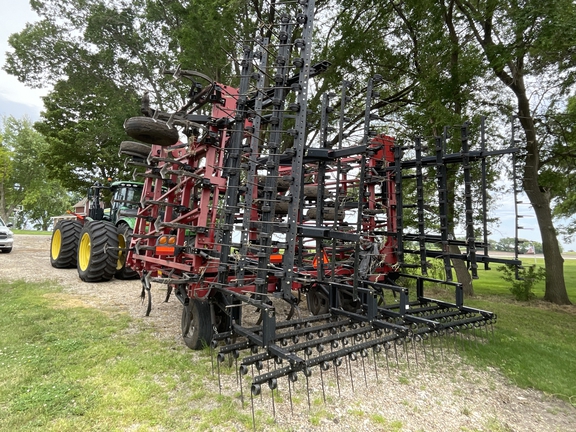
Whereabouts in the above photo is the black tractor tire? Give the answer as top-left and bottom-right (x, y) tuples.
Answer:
(115, 223), (138, 280)
(307, 284), (330, 315)
(77, 221), (119, 282)
(50, 220), (82, 268)
(1, 247), (12, 253)
(181, 299), (213, 350)
(119, 140), (151, 158)
(124, 117), (179, 147)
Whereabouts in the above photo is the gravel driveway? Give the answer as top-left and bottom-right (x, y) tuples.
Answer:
(1, 234), (575, 432)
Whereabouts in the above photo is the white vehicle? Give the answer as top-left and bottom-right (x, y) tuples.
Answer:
(0, 216), (14, 253)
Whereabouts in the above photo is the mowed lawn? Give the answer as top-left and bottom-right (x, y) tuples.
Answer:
(0, 258), (575, 430)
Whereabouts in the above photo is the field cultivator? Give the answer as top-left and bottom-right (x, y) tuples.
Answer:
(119, 0), (521, 421)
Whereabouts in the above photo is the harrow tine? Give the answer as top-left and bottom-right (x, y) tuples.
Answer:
(288, 372), (296, 414)
(320, 363), (326, 403)
(250, 389), (256, 432)
(403, 339), (411, 371)
(268, 379), (276, 420)
(421, 335), (428, 363)
(216, 352), (224, 394)
(334, 357), (342, 397)
(372, 345), (379, 382)
(239, 364), (246, 408)
(393, 341), (400, 368)
(412, 337), (419, 368)
(305, 369), (311, 410)
(384, 343), (391, 378)
(360, 349), (368, 387)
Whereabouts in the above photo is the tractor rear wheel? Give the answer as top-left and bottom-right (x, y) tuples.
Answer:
(124, 117), (179, 147)
(50, 220), (82, 268)
(181, 299), (212, 350)
(77, 221), (119, 282)
(115, 223), (138, 280)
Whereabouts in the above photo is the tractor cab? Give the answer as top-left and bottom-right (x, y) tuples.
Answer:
(109, 181), (143, 224)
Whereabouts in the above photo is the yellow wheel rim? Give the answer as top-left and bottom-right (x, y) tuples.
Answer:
(117, 233), (126, 271)
(51, 229), (62, 260)
(78, 232), (91, 271)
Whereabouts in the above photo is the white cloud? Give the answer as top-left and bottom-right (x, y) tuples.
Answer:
(0, 0), (48, 116)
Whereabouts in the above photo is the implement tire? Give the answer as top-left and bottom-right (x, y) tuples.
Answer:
(119, 140), (151, 159)
(124, 117), (179, 147)
(50, 220), (82, 268)
(181, 299), (212, 350)
(77, 221), (119, 282)
(115, 223), (138, 280)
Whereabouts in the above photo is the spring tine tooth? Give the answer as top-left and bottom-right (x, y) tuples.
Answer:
(235, 355), (239, 386)
(239, 366), (245, 409)
(347, 354), (355, 392)
(288, 376), (294, 414)
(361, 350), (368, 387)
(439, 332), (445, 362)
(271, 386), (275, 420)
(250, 389), (256, 432)
(393, 341), (400, 368)
(429, 332), (436, 362)
(372, 347), (379, 382)
(217, 354), (222, 394)
(412, 337), (419, 368)
(210, 343), (215, 375)
(421, 335), (428, 363)
(385, 344), (391, 378)
(320, 365), (326, 403)
(403, 339), (411, 371)
(305, 371), (311, 410)
(334, 358), (341, 397)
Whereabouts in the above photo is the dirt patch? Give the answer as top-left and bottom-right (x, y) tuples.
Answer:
(2, 234), (576, 432)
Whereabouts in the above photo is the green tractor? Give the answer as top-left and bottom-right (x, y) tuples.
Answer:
(50, 180), (143, 282)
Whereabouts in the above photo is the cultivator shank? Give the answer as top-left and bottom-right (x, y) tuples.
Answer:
(122, 0), (520, 417)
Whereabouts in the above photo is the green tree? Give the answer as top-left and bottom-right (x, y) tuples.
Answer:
(0, 116), (71, 227)
(3, 0), (182, 193)
(453, 0), (576, 304)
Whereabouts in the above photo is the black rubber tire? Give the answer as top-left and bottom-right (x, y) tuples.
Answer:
(50, 220), (82, 268)
(307, 284), (330, 315)
(119, 140), (151, 158)
(1, 248), (12, 253)
(124, 117), (179, 147)
(181, 299), (213, 350)
(115, 224), (138, 280)
(77, 221), (119, 282)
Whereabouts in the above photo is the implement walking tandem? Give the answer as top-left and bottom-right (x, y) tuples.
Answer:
(118, 0), (521, 419)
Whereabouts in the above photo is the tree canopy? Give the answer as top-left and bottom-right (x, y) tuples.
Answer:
(3, 0), (576, 303)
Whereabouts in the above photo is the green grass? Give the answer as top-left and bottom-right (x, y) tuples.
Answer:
(12, 230), (52, 235)
(0, 280), (258, 431)
(474, 257), (576, 302)
(459, 258), (576, 406)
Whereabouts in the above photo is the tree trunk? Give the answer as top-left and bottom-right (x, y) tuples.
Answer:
(518, 111), (571, 304)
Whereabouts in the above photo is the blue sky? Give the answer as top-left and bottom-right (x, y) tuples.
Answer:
(1, 1), (574, 250)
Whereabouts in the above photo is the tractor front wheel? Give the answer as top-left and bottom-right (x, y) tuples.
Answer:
(181, 299), (212, 350)
(115, 224), (138, 280)
(77, 221), (119, 282)
(50, 220), (82, 268)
